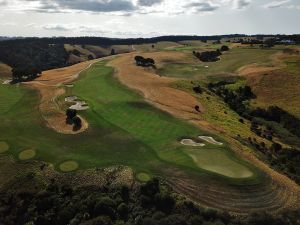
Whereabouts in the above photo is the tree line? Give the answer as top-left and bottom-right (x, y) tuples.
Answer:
(0, 41), (68, 81)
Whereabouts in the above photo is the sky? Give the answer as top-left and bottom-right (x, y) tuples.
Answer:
(0, 0), (299, 38)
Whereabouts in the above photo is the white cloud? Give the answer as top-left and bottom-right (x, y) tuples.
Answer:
(263, 0), (291, 9)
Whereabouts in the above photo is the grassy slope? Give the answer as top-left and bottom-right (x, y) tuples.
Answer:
(0, 62), (12, 78)
(0, 61), (261, 183)
(158, 47), (278, 79)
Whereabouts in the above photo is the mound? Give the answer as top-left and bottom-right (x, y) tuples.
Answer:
(59, 161), (79, 172)
(181, 139), (205, 147)
(0, 141), (9, 153)
(18, 149), (36, 160)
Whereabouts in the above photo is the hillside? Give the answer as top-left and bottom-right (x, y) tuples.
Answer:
(0, 37), (299, 224)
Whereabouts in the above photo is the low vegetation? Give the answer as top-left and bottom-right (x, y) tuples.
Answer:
(1, 175), (299, 225)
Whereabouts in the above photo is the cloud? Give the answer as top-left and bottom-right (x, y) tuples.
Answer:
(184, 2), (220, 12)
(263, 0), (291, 9)
(42, 24), (71, 31)
(0, 0), (7, 6)
(36, 0), (137, 13)
(233, 0), (251, 9)
(138, 0), (163, 7)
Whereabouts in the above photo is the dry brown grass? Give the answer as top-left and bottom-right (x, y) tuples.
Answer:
(0, 62), (12, 78)
(237, 52), (300, 118)
(109, 52), (202, 122)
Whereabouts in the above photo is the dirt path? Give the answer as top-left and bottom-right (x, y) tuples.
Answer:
(109, 52), (300, 214)
(25, 58), (105, 134)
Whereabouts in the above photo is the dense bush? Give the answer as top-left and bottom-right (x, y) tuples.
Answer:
(0, 178), (299, 225)
(134, 56), (156, 68)
(193, 50), (222, 62)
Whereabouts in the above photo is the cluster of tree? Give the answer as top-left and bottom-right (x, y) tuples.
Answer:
(0, 41), (68, 81)
(208, 82), (256, 115)
(247, 133), (300, 184)
(1, 177), (299, 225)
(134, 56), (156, 68)
(193, 46), (229, 62)
(250, 106), (300, 137)
(66, 109), (82, 130)
(209, 82), (300, 138)
(193, 50), (222, 62)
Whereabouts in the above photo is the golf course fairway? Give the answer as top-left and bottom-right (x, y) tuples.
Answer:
(0, 60), (259, 182)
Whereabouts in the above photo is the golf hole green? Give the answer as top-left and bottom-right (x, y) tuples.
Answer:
(137, 172), (151, 182)
(18, 149), (36, 160)
(59, 161), (79, 172)
(0, 141), (9, 153)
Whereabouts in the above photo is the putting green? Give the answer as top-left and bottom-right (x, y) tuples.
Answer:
(186, 148), (253, 178)
(59, 161), (79, 172)
(137, 172), (151, 182)
(0, 141), (9, 153)
(18, 149), (36, 160)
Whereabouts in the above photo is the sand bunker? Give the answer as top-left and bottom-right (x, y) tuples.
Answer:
(181, 139), (205, 147)
(65, 84), (74, 88)
(65, 96), (78, 102)
(65, 96), (90, 111)
(2, 79), (12, 85)
(69, 101), (89, 111)
(0, 141), (9, 153)
(18, 149), (36, 160)
(59, 161), (79, 172)
(198, 136), (223, 145)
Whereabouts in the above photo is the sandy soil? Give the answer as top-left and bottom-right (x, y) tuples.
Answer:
(25, 59), (103, 134)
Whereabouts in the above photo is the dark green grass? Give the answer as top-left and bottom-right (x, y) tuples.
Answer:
(0, 61), (262, 183)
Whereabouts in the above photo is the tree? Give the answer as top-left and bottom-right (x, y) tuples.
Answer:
(73, 116), (82, 129)
(271, 143), (282, 152)
(111, 48), (116, 55)
(220, 45), (229, 51)
(66, 109), (77, 120)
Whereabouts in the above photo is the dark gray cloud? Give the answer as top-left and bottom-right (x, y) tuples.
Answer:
(31, 0), (137, 13)
(184, 2), (219, 12)
(138, 0), (163, 7)
(234, 0), (251, 9)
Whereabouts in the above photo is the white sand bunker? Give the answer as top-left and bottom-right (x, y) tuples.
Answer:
(69, 101), (89, 111)
(198, 136), (223, 145)
(65, 96), (89, 111)
(181, 139), (205, 147)
(65, 84), (74, 88)
(65, 96), (78, 102)
(2, 79), (12, 85)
